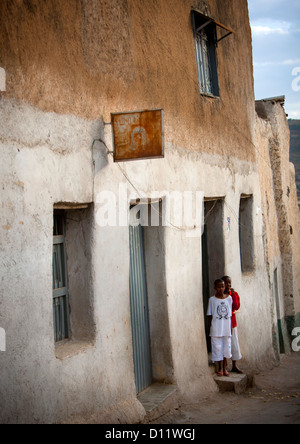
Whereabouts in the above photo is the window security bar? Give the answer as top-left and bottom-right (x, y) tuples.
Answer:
(194, 12), (235, 43)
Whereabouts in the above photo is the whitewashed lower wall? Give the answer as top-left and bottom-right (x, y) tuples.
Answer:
(0, 99), (277, 423)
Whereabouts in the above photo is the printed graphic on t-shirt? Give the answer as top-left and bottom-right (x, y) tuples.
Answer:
(217, 302), (229, 320)
(207, 296), (232, 337)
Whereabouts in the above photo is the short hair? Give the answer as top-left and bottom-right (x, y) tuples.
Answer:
(222, 275), (231, 281)
(214, 278), (225, 287)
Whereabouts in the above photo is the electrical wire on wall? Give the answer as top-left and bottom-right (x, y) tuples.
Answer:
(92, 137), (263, 237)
(92, 137), (207, 233)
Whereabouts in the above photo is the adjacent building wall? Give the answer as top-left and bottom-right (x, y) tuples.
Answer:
(256, 99), (300, 354)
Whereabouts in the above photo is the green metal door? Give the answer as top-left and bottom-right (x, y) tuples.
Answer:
(129, 221), (152, 394)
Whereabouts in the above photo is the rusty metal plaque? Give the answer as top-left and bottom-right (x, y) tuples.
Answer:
(111, 109), (164, 162)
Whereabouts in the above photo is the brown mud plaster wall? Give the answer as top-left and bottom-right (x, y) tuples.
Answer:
(1, 0), (255, 160)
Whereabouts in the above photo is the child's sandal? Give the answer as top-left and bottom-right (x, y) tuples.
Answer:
(216, 371), (223, 377)
(223, 371), (230, 377)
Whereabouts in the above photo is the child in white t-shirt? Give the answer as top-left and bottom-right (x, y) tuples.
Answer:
(207, 279), (233, 377)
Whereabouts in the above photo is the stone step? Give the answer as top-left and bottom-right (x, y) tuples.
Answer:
(138, 383), (179, 423)
(213, 372), (249, 395)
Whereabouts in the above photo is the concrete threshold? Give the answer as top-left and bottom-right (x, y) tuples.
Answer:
(138, 383), (179, 423)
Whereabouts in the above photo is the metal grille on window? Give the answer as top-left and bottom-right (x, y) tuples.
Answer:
(195, 29), (213, 95)
(53, 212), (70, 342)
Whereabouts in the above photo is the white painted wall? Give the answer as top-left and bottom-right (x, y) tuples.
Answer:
(0, 98), (277, 423)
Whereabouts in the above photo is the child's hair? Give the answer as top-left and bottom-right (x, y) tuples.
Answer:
(222, 275), (231, 281)
(214, 278), (225, 287)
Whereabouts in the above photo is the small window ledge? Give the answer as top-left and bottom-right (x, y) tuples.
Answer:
(200, 92), (220, 100)
(241, 269), (256, 277)
(55, 339), (94, 360)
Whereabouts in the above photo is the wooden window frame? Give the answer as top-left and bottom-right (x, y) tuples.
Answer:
(53, 211), (70, 343)
(192, 10), (234, 98)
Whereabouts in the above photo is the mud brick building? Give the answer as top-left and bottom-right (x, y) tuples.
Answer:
(0, 0), (299, 423)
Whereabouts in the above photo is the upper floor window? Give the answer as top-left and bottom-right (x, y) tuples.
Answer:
(192, 10), (234, 98)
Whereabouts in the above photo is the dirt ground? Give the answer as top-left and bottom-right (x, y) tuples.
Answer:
(153, 352), (300, 425)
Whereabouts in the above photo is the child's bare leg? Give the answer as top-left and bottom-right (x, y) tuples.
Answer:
(223, 358), (229, 376)
(216, 361), (223, 375)
(232, 360), (243, 373)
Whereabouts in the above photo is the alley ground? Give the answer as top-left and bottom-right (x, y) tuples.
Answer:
(152, 352), (300, 425)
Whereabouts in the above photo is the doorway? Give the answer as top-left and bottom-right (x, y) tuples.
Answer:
(202, 199), (225, 352)
(129, 201), (173, 393)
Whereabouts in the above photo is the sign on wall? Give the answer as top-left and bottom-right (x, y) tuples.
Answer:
(111, 109), (164, 162)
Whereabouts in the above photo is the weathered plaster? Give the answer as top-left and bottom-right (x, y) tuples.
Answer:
(0, 0), (255, 160)
(0, 0), (298, 424)
(256, 99), (300, 350)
